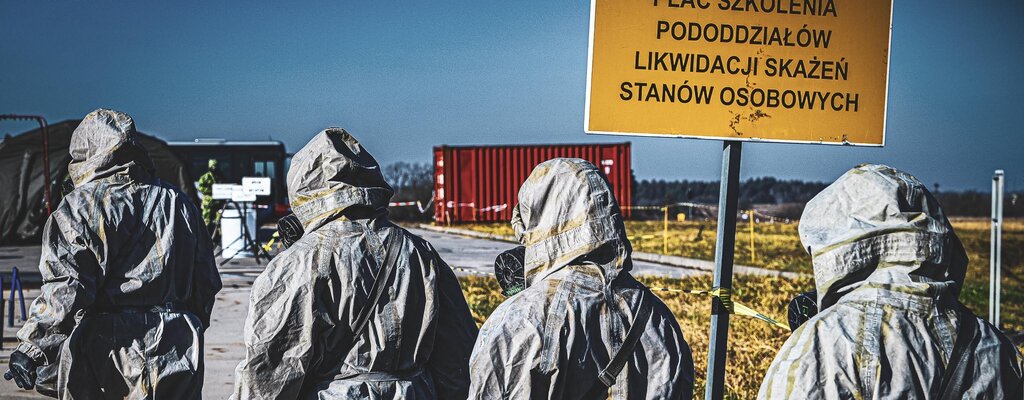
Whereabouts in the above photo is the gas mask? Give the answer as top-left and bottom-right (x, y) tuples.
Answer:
(787, 290), (818, 331)
(277, 213), (304, 249)
(494, 246), (526, 297)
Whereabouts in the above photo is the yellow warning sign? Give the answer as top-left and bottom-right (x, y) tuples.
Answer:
(585, 0), (893, 146)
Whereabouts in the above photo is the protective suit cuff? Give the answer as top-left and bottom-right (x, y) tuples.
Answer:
(14, 343), (46, 364)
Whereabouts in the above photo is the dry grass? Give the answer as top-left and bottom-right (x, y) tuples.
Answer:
(458, 274), (813, 399)
(457, 218), (1024, 333)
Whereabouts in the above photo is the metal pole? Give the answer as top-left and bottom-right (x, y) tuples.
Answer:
(989, 175), (994, 323)
(8, 267), (17, 327)
(705, 141), (742, 400)
(990, 170), (1004, 327)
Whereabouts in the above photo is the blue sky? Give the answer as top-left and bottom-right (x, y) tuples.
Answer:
(2, 0), (1022, 190)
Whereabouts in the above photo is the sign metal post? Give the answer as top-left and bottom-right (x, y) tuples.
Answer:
(705, 141), (742, 400)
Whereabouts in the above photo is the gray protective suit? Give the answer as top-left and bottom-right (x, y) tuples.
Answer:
(468, 158), (694, 399)
(15, 109), (222, 398)
(758, 164), (1024, 399)
(231, 128), (479, 399)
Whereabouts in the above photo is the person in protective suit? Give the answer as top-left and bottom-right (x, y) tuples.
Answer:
(197, 158), (223, 233)
(469, 158), (694, 399)
(231, 128), (479, 399)
(758, 164), (1024, 399)
(4, 109), (222, 398)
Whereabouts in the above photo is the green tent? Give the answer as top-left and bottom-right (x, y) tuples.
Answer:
(0, 120), (195, 244)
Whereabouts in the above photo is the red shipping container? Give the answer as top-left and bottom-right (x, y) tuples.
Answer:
(433, 143), (632, 224)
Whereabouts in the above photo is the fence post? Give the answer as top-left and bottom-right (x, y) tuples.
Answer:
(663, 206), (669, 254)
(749, 210), (756, 264)
(8, 267), (26, 328)
(7, 270), (13, 329)
(7, 268), (14, 328)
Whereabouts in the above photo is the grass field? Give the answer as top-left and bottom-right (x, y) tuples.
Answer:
(459, 274), (810, 399)
(456, 217), (1024, 398)
(455, 218), (1022, 397)
(457, 218), (1024, 334)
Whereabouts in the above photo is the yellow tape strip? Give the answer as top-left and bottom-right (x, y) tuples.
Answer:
(451, 266), (790, 331)
(653, 286), (790, 331)
(732, 301), (791, 331)
(649, 287), (711, 295)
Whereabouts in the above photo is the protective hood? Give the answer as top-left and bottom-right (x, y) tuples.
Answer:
(511, 158), (631, 285)
(287, 128), (393, 231)
(799, 164), (968, 309)
(67, 109), (155, 186)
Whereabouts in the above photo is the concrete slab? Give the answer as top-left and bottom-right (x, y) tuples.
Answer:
(412, 224), (806, 279)
(406, 227), (708, 279)
(201, 287), (250, 399)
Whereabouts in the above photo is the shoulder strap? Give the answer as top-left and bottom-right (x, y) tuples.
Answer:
(585, 291), (654, 397)
(938, 303), (980, 400)
(349, 230), (405, 345)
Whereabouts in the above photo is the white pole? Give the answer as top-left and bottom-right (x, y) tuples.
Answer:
(990, 170), (1004, 327)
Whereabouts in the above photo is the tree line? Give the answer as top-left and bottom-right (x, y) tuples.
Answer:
(382, 163), (1022, 221)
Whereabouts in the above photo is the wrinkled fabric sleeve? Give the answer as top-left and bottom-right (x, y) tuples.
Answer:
(184, 197), (221, 329)
(1002, 333), (1024, 399)
(425, 247), (479, 400)
(758, 332), (827, 400)
(232, 250), (321, 400)
(467, 305), (512, 399)
(757, 316), (861, 400)
(467, 293), (543, 399)
(15, 207), (101, 364)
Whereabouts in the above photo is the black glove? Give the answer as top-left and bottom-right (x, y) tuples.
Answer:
(494, 246), (526, 297)
(277, 213), (304, 249)
(4, 351), (38, 390)
(787, 291), (819, 331)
